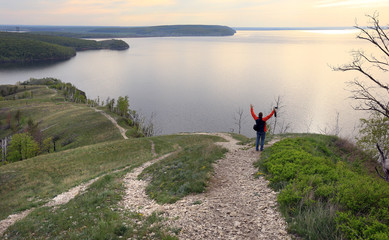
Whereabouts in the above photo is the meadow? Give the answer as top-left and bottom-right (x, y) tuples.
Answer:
(0, 84), (122, 151)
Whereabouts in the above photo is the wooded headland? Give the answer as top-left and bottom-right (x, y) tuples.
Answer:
(0, 32), (129, 64)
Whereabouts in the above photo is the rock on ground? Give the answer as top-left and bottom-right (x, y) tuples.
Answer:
(121, 133), (291, 239)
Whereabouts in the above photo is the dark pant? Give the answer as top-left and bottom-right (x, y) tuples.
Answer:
(256, 131), (266, 151)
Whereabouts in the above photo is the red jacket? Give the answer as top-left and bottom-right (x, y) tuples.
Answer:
(251, 107), (275, 132)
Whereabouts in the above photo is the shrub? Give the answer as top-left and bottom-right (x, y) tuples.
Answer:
(256, 135), (389, 239)
(7, 133), (39, 162)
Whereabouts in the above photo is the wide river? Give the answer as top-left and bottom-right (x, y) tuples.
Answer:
(0, 30), (372, 137)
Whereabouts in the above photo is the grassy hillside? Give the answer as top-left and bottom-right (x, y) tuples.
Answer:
(1, 134), (226, 239)
(3, 132), (387, 239)
(0, 84), (123, 151)
(0, 32), (129, 64)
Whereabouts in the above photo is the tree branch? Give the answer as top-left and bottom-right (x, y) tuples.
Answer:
(355, 14), (389, 58)
(349, 80), (389, 118)
(333, 13), (389, 120)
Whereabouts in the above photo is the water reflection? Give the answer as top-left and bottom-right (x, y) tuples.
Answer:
(302, 29), (360, 35)
(0, 59), (68, 71)
(0, 30), (370, 137)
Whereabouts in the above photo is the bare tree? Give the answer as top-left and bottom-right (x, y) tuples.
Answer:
(267, 95), (292, 134)
(142, 112), (158, 137)
(318, 111), (342, 136)
(278, 120), (292, 134)
(333, 13), (389, 118)
(272, 96), (282, 134)
(233, 107), (245, 134)
(334, 13), (389, 181)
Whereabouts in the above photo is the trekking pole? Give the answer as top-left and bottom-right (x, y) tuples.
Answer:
(274, 105), (278, 118)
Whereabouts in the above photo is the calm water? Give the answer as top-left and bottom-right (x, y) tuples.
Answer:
(0, 30), (371, 137)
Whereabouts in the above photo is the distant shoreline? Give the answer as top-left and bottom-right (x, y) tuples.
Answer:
(0, 25), (358, 38)
(1, 25), (355, 31)
(233, 26), (355, 31)
(0, 25), (236, 38)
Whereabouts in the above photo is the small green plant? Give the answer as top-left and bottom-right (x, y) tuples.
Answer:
(256, 134), (389, 239)
(139, 135), (227, 204)
(229, 132), (253, 145)
(5, 173), (177, 239)
(192, 200), (202, 205)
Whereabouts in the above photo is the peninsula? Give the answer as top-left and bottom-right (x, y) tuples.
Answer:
(0, 32), (129, 64)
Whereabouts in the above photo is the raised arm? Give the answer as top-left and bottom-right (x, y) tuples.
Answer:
(263, 108), (275, 121)
(250, 104), (258, 120)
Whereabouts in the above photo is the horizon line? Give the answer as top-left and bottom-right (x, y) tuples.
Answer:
(0, 24), (355, 30)
(233, 26), (355, 30)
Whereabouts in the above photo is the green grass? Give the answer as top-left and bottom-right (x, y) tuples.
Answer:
(98, 109), (142, 138)
(1, 133), (226, 239)
(5, 172), (177, 240)
(287, 201), (340, 240)
(41, 106), (123, 150)
(0, 138), (155, 220)
(229, 132), (253, 145)
(255, 134), (389, 239)
(0, 83), (231, 238)
(0, 85), (123, 149)
(139, 134), (227, 203)
(230, 132), (277, 149)
(0, 133), (226, 220)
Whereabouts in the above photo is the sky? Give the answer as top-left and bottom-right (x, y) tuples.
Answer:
(0, 0), (389, 28)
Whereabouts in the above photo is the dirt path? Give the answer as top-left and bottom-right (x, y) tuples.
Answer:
(1, 133), (290, 239)
(121, 133), (291, 239)
(0, 209), (34, 237)
(94, 108), (128, 140)
(0, 177), (99, 236)
(0, 140), (161, 237)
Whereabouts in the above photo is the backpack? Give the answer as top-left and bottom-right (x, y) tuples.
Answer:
(253, 118), (265, 132)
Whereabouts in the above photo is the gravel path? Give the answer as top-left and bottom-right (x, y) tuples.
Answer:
(1, 133), (290, 239)
(94, 108), (128, 140)
(0, 139), (158, 237)
(0, 209), (34, 237)
(121, 133), (291, 239)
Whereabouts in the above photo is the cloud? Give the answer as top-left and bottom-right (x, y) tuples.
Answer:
(1, 0), (389, 27)
(69, 0), (176, 9)
(315, 0), (389, 8)
(22, 0), (178, 24)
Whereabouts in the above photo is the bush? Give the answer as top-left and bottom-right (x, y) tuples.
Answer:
(7, 133), (39, 162)
(256, 135), (389, 239)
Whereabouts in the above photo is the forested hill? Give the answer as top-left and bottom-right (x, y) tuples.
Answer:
(0, 32), (129, 64)
(86, 25), (237, 37)
(1, 25), (236, 38)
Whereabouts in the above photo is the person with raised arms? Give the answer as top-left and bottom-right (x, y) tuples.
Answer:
(250, 104), (275, 151)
